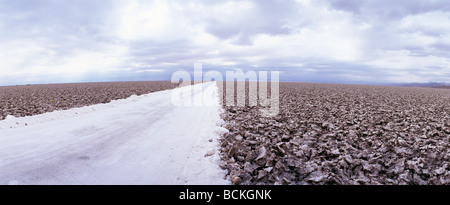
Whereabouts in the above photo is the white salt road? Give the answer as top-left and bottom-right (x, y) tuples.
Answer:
(0, 82), (230, 185)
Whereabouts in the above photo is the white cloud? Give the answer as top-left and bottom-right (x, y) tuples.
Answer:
(118, 0), (175, 41)
(0, 38), (129, 84)
(365, 50), (450, 69)
(399, 11), (450, 33)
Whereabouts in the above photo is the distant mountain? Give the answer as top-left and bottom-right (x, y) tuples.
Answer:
(432, 85), (450, 89)
(391, 82), (450, 88)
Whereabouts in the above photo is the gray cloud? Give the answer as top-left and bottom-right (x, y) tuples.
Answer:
(1, 0), (450, 85)
(329, 0), (450, 19)
(201, 0), (298, 45)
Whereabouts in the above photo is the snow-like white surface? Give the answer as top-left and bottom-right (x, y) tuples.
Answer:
(0, 82), (230, 185)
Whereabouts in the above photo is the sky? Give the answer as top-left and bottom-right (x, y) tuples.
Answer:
(0, 0), (450, 85)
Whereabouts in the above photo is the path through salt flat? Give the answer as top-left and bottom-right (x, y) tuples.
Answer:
(0, 82), (229, 185)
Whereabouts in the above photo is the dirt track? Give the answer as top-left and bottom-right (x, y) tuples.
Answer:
(0, 82), (227, 185)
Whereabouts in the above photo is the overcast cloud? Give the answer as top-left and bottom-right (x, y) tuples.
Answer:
(0, 0), (449, 85)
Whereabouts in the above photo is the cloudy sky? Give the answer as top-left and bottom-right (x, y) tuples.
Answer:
(0, 0), (450, 85)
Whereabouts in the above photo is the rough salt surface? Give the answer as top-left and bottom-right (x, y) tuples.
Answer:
(0, 81), (178, 121)
(218, 82), (450, 185)
(0, 82), (229, 185)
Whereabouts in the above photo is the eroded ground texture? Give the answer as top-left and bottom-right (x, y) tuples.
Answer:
(0, 81), (178, 120)
(219, 82), (450, 185)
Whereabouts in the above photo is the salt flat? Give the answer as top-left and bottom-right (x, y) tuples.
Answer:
(0, 82), (229, 185)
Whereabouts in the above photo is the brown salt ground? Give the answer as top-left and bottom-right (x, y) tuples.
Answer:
(218, 82), (450, 185)
(0, 81), (178, 120)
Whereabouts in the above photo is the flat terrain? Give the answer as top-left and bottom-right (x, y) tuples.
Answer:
(219, 82), (450, 185)
(0, 81), (178, 120)
(1, 81), (449, 185)
(0, 82), (228, 185)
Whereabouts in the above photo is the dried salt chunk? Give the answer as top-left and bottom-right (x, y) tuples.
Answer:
(255, 146), (267, 160)
(434, 167), (446, 175)
(330, 149), (340, 156)
(306, 171), (327, 182)
(264, 167), (273, 173)
(235, 135), (243, 141)
(231, 175), (241, 185)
